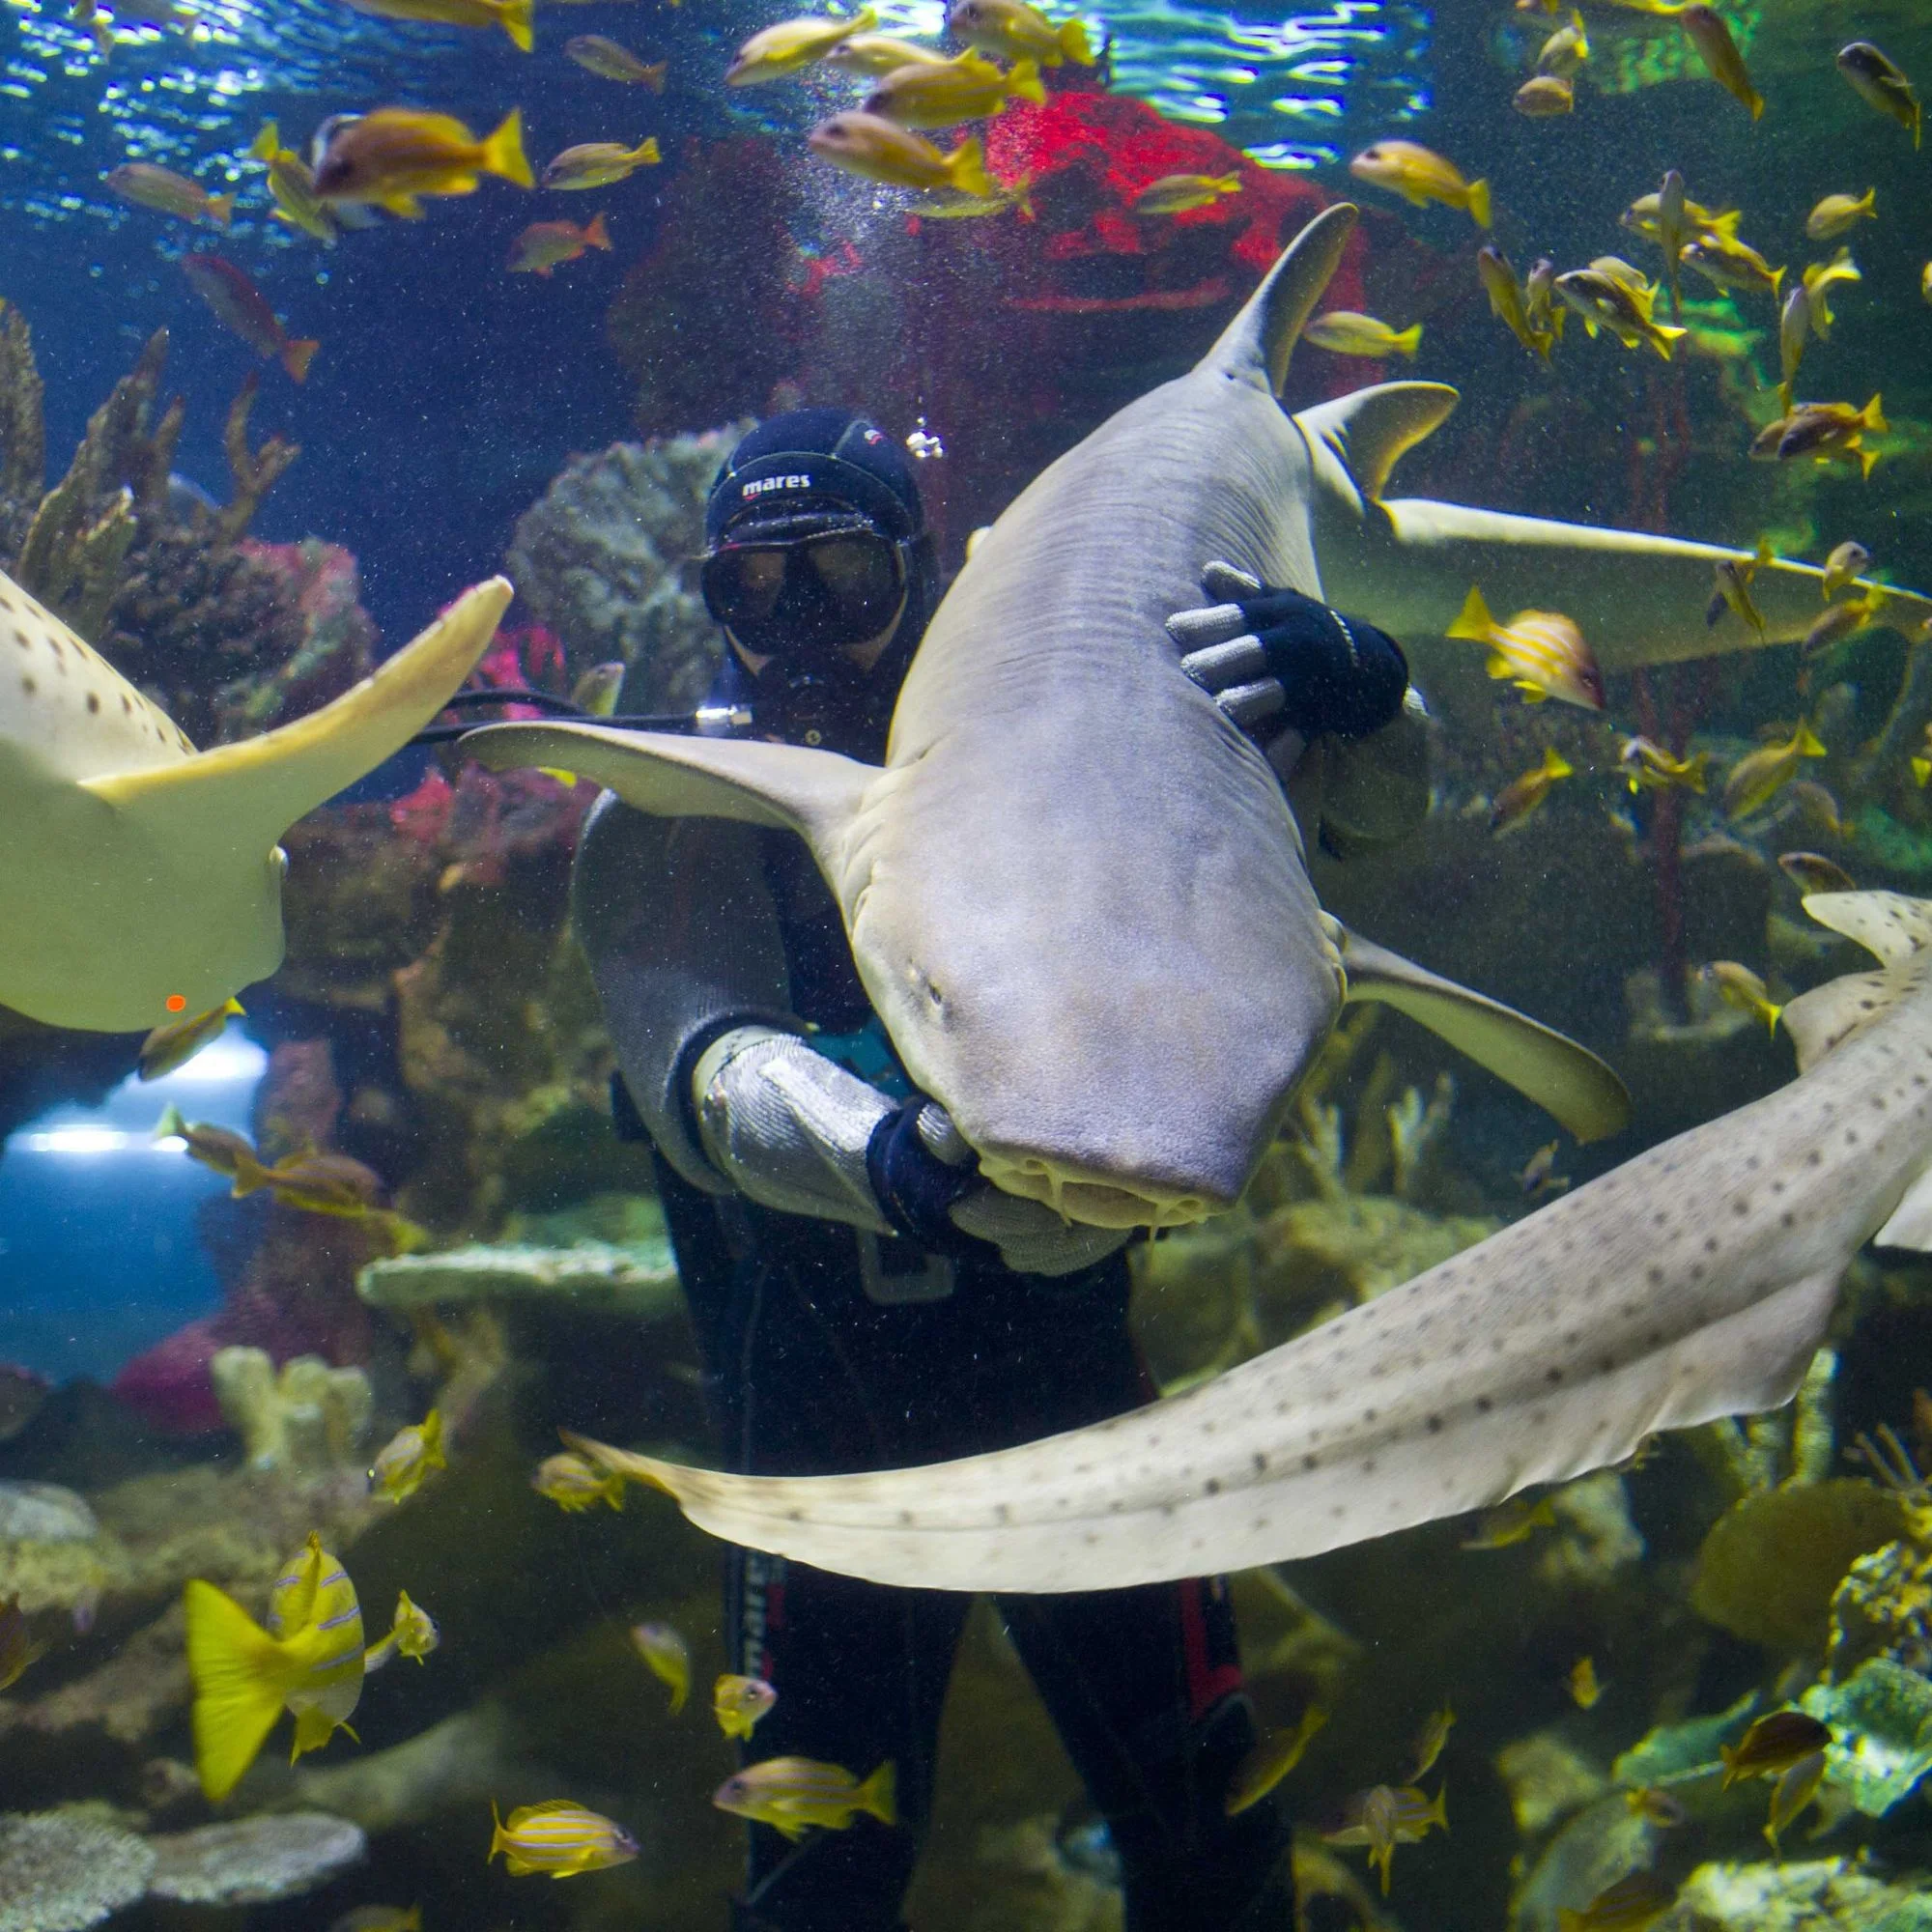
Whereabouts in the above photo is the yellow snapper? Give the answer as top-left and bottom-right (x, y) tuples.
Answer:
(823, 32), (949, 74)
(1719, 1709), (1833, 1785)
(1836, 43), (1918, 148)
(713, 1672), (779, 1741)
(864, 52), (1044, 129)
(1807, 188), (1875, 242)
(508, 213), (613, 275)
(913, 178), (1035, 218)
(1514, 73), (1574, 116)
(1557, 1869), (1676, 1932)
(565, 35), (667, 86)
(1224, 1705), (1326, 1816)
(338, 0), (533, 50)
(1803, 593), (1885, 661)
(250, 126), (340, 246)
(1777, 283), (1810, 409)
(105, 164), (237, 229)
(1801, 247), (1860, 339)
(184, 1533), (366, 1801)
(1722, 724), (1826, 820)
(1303, 311), (1422, 358)
(362, 1590), (440, 1668)
(540, 138), (661, 190)
(1462, 1494), (1556, 1548)
(630, 1620), (691, 1713)
(1349, 140), (1490, 227)
(532, 1451), (625, 1511)
(570, 662), (627, 716)
(1772, 395), (1887, 477)
(1776, 852), (1855, 895)
(1132, 172), (1243, 216)
(1681, 229), (1782, 300)
(1490, 747), (1574, 835)
(1764, 1748), (1827, 1852)
(1821, 539), (1872, 599)
(138, 996), (244, 1081)
(1406, 1705), (1455, 1782)
(0, 1598), (47, 1691)
(1569, 1656), (1603, 1708)
(1538, 11), (1588, 77)
(1321, 1782), (1447, 1894)
(1678, 5), (1762, 118)
(712, 1756), (897, 1839)
(1447, 586), (1605, 710)
(725, 8), (877, 85)
(489, 1800), (639, 1876)
(947, 0), (1094, 68)
(1553, 262), (1686, 359)
(1705, 539), (1773, 640)
(807, 113), (992, 196)
(1619, 735), (1708, 794)
(315, 109), (533, 216)
(1477, 247), (1552, 361)
(369, 1408), (446, 1503)
(329, 1909), (422, 1932)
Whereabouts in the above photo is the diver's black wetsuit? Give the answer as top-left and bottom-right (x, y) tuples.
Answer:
(582, 648), (1290, 1932)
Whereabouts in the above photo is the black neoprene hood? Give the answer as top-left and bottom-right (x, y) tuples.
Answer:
(705, 409), (924, 548)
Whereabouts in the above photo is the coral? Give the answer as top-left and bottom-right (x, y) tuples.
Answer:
(1537, 1473), (1647, 1590)
(1664, 1857), (1932, 1932)
(1494, 1732), (1608, 1840)
(0, 1481), (98, 1544)
(1828, 1528), (1932, 1680)
(358, 1238), (678, 1319)
(146, 1812), (366, 1905)
(1800, 1659), (1932, 1817)
(1255, 1196), (1501, 1305)
(1691, 1479), (1912, 1654)
(1611, 1690), (1759, 1790)
(1512, 1793), (1660, 1932)
(0, 1807), (155, 1932)
(210, 1348), (374, 1473)
(503, 426), (742, 713)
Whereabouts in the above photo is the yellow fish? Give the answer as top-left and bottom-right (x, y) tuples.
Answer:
(1406, 1705), (1455, 1783)
(713, 1672), (779, 1741)
(315, 109), (533, 216)
(712, 1756), (897, 1840)
(1801, 247), (1861, 340)
(1767, 396), (1887, 479)
(1349, 140), (1490, 227)
(1132, 172), (1243, 216)
(864, 51), (1045, 129)
(1776, 852), (1855, 895)
(1554, 261), (1686, 359)
(807, 113), (992, 196)
(1679, 4), (1762, 118)
(1821, 539), (1871, 600)
(1490, 746), (1574, 835)
(947, 0), (1094, 68)
(1681, 229), (1782, 300)
(105, 164), (237, 230)
(1477, 246), (1552, 361)
(1806, 188), (1875, 242)
(1763, 1748), (1827, 1852)
(1463, 1494), (1557, 1548)
(1719, 1709), (1832, 1786)
(1803, 592), (1885, 662)
(365, 1590), (440, 1668)
(338, 0), (533, 51)
(369, 1409), (446, 1503)
(1514, 73), (1574, 116)
(489, 1801), (639, 1876)
(1837, 42), (1918, 148)
(1225, 1706), (1327, 1816)
(138, 996), (243, 1082)
(0, 1598), (47, 1692)
(1705, 538), (1773, 640)
(726, 7), (876, 85)
(1303, 311), (1421, 358)
(1618, 735), (1708, 794)
(564, 35), (667, 86)
(630, 1620), (691, 1713)
(507, 213), (613, 276)
(914, 179), (1035, 218)
(1538, 11), (1588, 77)
(329, 1909), (423, 1932)
(532, 1451), (625, 1511)
(1723, 723), (1826, 819)
(1447, 586), (1605, 709)
(184, 1533), (366, 1801)
(1321, 1783), (1447, 1894)
(1519, 1141), (1568, 1200)
(823, 32), (949, 74)
(1569, 1657), (1603, 1708)
(540, 138), (662, 190)
(1558, 1869), (1676, 1932)
(250, 127), (340, 246)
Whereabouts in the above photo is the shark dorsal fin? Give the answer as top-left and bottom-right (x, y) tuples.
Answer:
(1780, 892), (1932, 1073)
(1802, 889), (1932, 967)
(1197, 202), (1358, 399)
(1293, 382), (1461, 503)
(463, 720), (873, 856)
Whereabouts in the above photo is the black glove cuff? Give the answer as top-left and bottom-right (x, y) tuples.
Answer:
(866, 1102), (983, 1257)
(1242, 588), (1409, 741)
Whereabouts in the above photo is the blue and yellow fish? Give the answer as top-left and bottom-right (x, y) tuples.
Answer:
(184, 1532), (366, 1801)
(488, 1800), (639, 1876)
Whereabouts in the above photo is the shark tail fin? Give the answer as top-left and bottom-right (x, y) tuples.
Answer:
(1336, 925), (1631, 1142)
(1293, 381), (1460, 502)
(1198, 202), (1358, 399)
(81, 579), (511, 858)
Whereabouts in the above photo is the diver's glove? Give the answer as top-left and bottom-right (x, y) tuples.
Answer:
(1168, 561), (1409, 744)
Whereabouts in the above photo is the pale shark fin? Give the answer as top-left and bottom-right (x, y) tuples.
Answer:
(83, 578), (513, 847)
(1293, 382), (1461, 502)
(463, 719), (872, 848)
(1198, 201), (1359, 399)
(1782, 891), (1932, 1074)
(1336, 926), (1632, 1143)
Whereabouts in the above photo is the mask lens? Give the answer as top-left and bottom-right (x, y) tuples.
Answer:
(703, 530), (905, 653)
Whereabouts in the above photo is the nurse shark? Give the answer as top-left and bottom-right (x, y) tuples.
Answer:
(469, 201), (1921, 1228)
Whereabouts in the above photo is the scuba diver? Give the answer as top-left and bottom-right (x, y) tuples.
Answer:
(569, 409), (1419, 1932)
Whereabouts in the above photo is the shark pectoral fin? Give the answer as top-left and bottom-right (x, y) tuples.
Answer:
(82, 579), (513, 848)
(1337, 928), (1632, 1142)
(1875, 1166), (1932, 1252)
(1780, 892), (1932, 1072)
(1199, 202), (1358, 398)
(1780, 972), (1892, 1073)
(1293, 382), (1461, 502)
(463, 721), (873, 848)
(1800, 889), (1932, 968)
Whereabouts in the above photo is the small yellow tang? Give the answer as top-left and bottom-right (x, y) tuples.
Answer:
(1132, 172), (1243, 216)
(1447, 586), (1605, 710)
(807, 112), (992, 196)
(865, 51), (1044, 129)
(947, 0), (1094, 68)
(1321, 1782), (1446, 1894)
(369, 1409), (446, 1503)
(540, 138), (662, 190)
(1224, 1705), (1326, 1816)
(713, 1756), (897, 1839)
(713, 1672), (779, 1741)
(630, 1620), (691, 1713)
(139, 997), (244, 1082)
(726, 7), (876, 85)
(315, 109), (533, 216)
(1349, 139), (1490, 226)
(1722, 724), (1826, 820)
(533, 1452), (626, 1512)
(185, 1533), (366, 1801)
(489, 1800), (639, 1877)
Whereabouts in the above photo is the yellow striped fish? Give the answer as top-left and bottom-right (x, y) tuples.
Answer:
(712, 1756), (897, 1840)
(488, 1801), (639, 1876)
(184, 1532), (366, 1801)
(1445, 585), (1606, 711)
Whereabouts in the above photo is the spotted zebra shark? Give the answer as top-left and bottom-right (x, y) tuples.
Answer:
(567, 892), (1932, 1592)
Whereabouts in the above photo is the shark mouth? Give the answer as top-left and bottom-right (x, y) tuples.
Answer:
(974, 1148), (1227, 1231)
